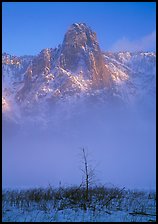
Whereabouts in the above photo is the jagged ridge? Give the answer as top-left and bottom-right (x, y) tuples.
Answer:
(2, 23), (156, 118)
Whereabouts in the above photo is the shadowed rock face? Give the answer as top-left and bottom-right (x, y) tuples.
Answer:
(58, 23), (112, 88)
(31, 49), (52, 76)
(16, 48), (57, 102)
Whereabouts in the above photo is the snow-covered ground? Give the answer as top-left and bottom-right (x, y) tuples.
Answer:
(2, 187), (156, 222)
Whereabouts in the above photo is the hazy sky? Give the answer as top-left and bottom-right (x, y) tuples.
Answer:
(2, 2), (156, 56)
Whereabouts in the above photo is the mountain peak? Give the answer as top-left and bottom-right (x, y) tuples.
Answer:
(56, 23), (111, 88)
(62, 23), (98, 49)
(71, 22), (91, 30)
(3, 23), (155, 115)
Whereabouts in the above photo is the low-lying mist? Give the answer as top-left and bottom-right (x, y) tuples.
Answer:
(2, 102), (156, 190)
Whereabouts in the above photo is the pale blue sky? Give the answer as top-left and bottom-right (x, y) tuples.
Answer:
(2, 2), (156, 56)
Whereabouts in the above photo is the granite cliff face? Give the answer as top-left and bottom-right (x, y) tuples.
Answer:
(57, 23), (112, 88)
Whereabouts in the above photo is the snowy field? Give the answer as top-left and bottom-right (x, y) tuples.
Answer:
(2, 186), (156, 222)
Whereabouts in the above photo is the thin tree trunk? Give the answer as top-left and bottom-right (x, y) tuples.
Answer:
(82, 148), (89, 202)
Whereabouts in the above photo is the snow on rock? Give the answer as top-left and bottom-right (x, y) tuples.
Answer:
(2, 24), (156, 121)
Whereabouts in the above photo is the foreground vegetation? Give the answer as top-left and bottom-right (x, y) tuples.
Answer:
(2, 185), (156, 222)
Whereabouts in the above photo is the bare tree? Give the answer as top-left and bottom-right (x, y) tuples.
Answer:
(80, 148), (96, 209)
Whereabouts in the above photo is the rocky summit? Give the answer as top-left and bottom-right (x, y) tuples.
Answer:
(58, 23), (112, 88)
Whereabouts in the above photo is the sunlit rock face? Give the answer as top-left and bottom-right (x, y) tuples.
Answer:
(58, 23), (112, 88)
(2, 97), (9, 112)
